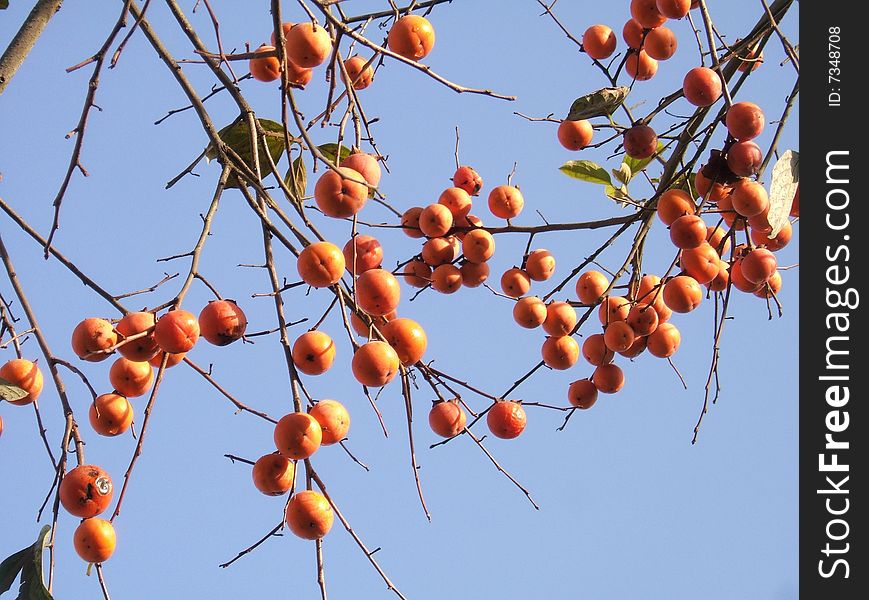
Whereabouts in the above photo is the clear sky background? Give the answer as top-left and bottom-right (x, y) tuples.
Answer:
(1, 1), (798, 599)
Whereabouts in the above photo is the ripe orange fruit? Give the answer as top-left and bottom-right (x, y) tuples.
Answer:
(669, 214), (708, 249)
(682, 66), (723, 107)
(148, 351), (186, 368)
(351, 341), (400, 387)
(487, 185), (524, 219)
(680, 242), (721, 285)
(292, 331), (336, 376)
(274, 412), (323, 460)
(356, 269), (401, 315)
(707, 224), (731, 255)
(71, 317), (118, 362)
(567, 379), (598, 409)
(631, 0), (667, 28)
(431, 263), (463, 294)
(428, 400), (466, 438)
(108, 358), (153, 398)
(309, 399), (350, 445)
(401, 206), (425, 238)
(271, 22), (295, 47)
(622, 19), (646, 49)
(735, 41), (764, 72)
(73, 518), (116, 563)
(342, 55), (374, 90)
(314, 167), (368, 218)
(541, 335), (580, 370)
(592, 363), (625, 394)
(513, 296), (547, 329)
(421, 236), (458, 266)
(663, 275), (703, 313)
(730, 179), (769, 219)
(623, 124), (658, 159)
(154, 310), (199, 354)
(403, 260), (432, 288)
(576, 270), (610, 304)
(500, 267), (531, 298)
(438, 187), (473, 218)
(249, 45), (281, 82)
(252, 453), (295, 496)
(625, 50), (658, 80)
(695, 165), (732, 202)
(198, 300), (247, 346)
(380, 318), (427, 365)
(730, 258), (762, 293)
(116, 312), (158, 362)
(462, 229), (495, 263)
(0, 358), (44, 406)
(582, 25), (617, 60)
(284, 59), (314, 87)
(619, 335), (648, 359)
(89, 393), (134, 437)
(582, 333), (615, 366)
(285, 490), (334, 540)
(657, 188), (695, 225)
(343, 235), (383, 274)
(754, 270), (782, 299)
(59, 465), (113, 518)
(387, 14), (435, 60)
(706, 260), (731, 292)
(350, 309), (395, 338)
(525, 249), (556, 282)
(644, 26), (677, 60)
(453, 166), (483, 196)
(751, 219), (792, 252)
(486, 401), (526, 439)
(557, 119), (594, 151)
(604, 321), (636, 353)
(627, 302), (659, 336)
(298, 241), (346, 288)
(725, 101), (765, 141)
(340, 152), (381, 187)
(542, 301), (577, 337)
(741, 248), (778, 284)
(460, 261), (489, 288)
(656, 0), (691, 19)
(598, 296), (631, 325)
(285, 22), (332, 68)
(647, 322), (681, 357)
(419, 203), (454, 238)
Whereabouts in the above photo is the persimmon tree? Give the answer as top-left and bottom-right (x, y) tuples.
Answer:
(0, 0), (798, 598)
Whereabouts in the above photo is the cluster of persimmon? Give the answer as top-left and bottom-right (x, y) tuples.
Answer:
(0, 299), (248, 563)
(400, 165), (533, 297)
(559, 0), (765, 155)
(248, 13), (435, 89)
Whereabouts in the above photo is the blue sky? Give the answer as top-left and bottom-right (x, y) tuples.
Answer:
(1, 1), (798, 598)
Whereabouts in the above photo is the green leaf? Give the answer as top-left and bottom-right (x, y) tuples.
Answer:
(623, 140), (666, 175)
(284, 154), (307, 203)
(317, 143), (352, 167)
(767, 150), (799, 237)
(567, 86), (630, 121)
(0, 549), (27, 594)
(612, 163), (632, 186)
(604, 184), (631, 207)
(0, 377), (28, 403)
(559, 160), (612, 186)
(205, 118), (287, 184)
(0, 526), (52, 599)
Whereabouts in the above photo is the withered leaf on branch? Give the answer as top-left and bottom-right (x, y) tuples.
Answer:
(567, 86), (630, 121)
(767, 150), (799, 237)
(205, 118), (288, 187)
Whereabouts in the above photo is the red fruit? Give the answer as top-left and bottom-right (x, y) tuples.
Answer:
(741, 248), (778, 284)
(682, 67), (722, 107)
(725, 102), (765, 141)
(452, 166), (483, 196)
(623, 124), (658, 159)
(567, 379), (598, 409)
(669, 214), (708, 249)
(727, 141), (763, 177)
